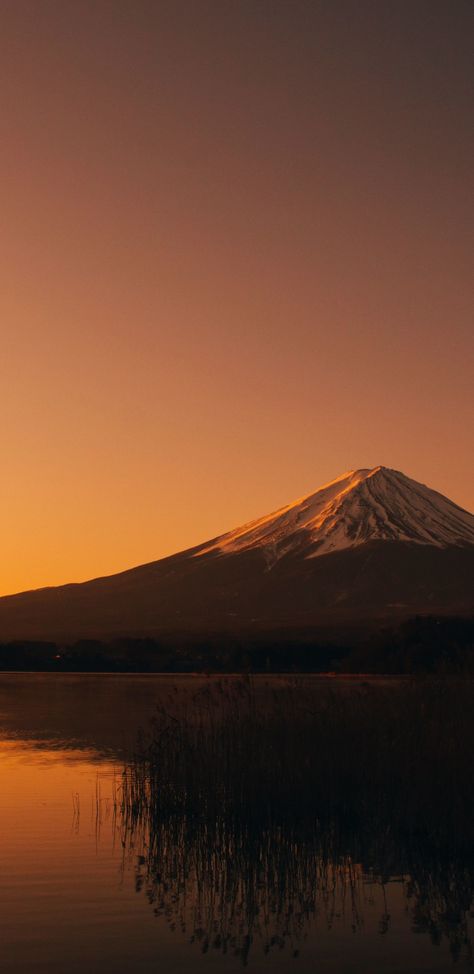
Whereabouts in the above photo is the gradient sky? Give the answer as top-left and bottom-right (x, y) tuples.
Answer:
(1, 0), (472, 595)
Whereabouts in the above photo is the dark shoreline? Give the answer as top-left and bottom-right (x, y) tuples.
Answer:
(0, 614), (472, 674)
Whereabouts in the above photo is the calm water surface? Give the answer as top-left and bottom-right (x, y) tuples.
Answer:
(0, 673), (471, 973)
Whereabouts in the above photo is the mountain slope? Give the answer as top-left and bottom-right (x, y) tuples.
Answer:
(0, 466), (472, 641)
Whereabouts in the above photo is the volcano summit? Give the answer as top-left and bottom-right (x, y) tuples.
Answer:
(198, 466), (474, 561)
(0, 466), (472, 641)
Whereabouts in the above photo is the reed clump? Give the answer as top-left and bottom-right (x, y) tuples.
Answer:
(121, 677), (474, 852)
(116, 677), (474, 964)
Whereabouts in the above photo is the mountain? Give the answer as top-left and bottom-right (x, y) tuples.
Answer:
(0, 466), (473, 642)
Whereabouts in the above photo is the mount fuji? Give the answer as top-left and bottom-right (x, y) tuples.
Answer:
(0, 466), (472, 641)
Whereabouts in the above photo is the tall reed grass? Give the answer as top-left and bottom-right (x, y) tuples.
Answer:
(117, 677), (474, 964)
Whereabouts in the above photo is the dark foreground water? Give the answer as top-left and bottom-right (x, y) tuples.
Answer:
(0, 673), (471, 973)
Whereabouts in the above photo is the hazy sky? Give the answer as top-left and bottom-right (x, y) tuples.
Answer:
(1, 0), (472, 594)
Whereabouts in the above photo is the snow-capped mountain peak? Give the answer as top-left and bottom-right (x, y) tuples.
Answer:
(198, 466), (474, 562)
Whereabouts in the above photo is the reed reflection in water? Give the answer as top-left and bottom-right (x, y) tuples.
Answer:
(116, 678), (474, 967)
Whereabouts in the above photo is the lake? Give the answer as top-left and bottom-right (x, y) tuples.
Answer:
(0, 673), (471, 973)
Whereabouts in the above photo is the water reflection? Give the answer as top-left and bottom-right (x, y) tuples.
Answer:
(116, 808), (474, 966)
(0, 674), (473, 972)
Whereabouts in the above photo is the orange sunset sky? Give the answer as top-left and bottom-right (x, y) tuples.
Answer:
(1, 1), (473, 596)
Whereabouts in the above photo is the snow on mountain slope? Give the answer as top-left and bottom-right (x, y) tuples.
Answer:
(198, 467), (474, 563)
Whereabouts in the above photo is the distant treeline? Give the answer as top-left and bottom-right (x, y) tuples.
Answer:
(345, 615), (474, 674)
(0, 615), (473, 673)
